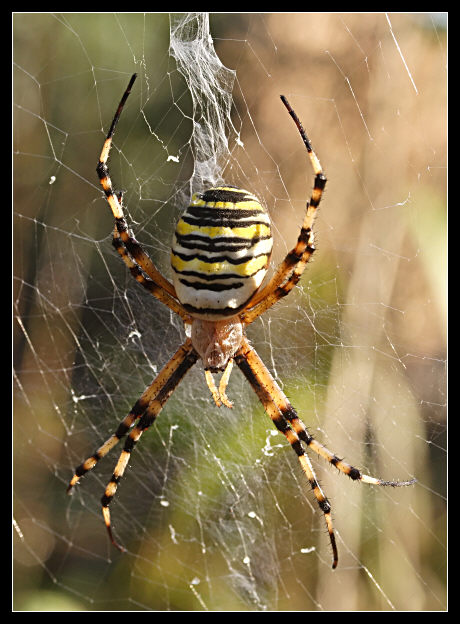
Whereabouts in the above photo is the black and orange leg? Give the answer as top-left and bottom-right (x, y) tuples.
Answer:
(243, 96), (326, 325)
(67, 340), (194, 494)
(67, 339), (197, 494)
(67, 411), (138, 494)
(234, 338), (338, 568)
(241, 340), (416, 488)
(113, 215), (177, 298)
(100, 339), (199, 551)
(96, 73), (178, 302)
(235, 337), (416, 568)
(112, 227), (189, 321)
(96, 73), (137, 222)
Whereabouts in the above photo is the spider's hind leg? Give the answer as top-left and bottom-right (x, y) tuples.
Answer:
(96, 73), (183, 314)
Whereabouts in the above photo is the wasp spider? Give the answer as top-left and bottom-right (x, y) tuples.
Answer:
(67, 73), (415, 568)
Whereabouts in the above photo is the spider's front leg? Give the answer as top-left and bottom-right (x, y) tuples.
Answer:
(254, 359), (417, 489)
(99, 339), (198, 551)
(68, 339), (198, 551)
(234, 337), (339, 568)
(234, 337), (415, 569)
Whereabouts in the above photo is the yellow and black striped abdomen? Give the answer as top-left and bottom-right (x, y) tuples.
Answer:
(171, 187), (273, 319)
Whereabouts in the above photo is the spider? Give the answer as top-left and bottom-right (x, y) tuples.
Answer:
(67, 73), (415, 568)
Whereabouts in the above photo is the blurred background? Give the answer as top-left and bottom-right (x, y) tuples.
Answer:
(13, 13), (446, 611)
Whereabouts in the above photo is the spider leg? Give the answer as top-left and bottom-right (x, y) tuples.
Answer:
(248, 346), (416, 488)
(67, 340), (194, 492)
(243, 96), (326, 326)
(67, 410), (139, 494)
(96, 73), (137, 222)
(113, 214), (177, 299)
(112, 227), (189, 321)
(235, 337), (415, 568)
(96, 73), (179, 308)
(290, 416), (417, 488)
(234, 338), (338, 569)
(68, 339), (198, 550)
(100, 339), (198, 551)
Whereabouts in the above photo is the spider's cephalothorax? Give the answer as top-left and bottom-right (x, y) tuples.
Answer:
(68, 73), (415, 569)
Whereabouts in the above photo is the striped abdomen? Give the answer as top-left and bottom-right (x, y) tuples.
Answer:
(171, 186), (273, 319)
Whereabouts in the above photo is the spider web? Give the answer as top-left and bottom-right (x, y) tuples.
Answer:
(13, 12), (447, 612)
